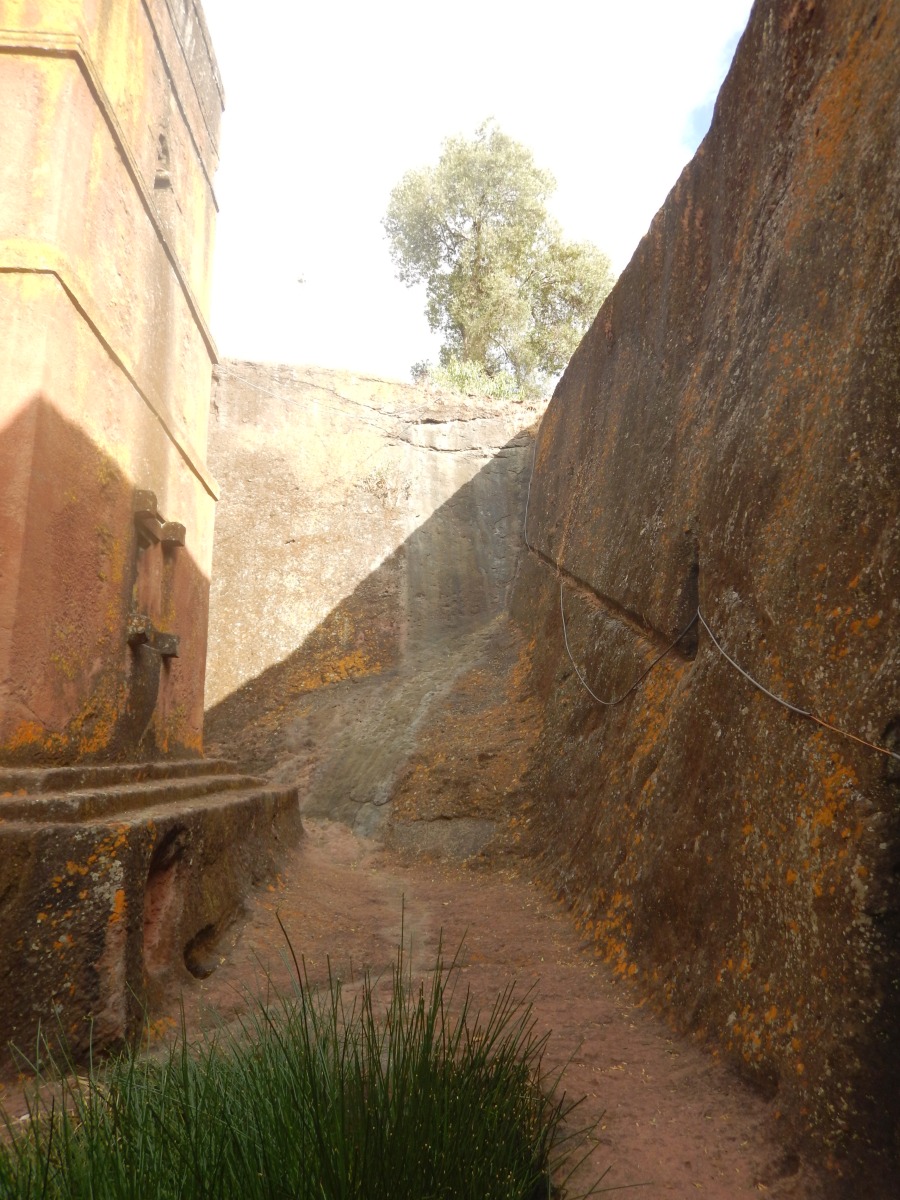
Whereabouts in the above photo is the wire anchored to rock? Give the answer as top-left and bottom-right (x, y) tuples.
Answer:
(559, 583), (698, 708)
(557, 577), (899, 762)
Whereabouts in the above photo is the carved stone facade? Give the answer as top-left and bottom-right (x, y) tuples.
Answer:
(0, 1), (300, 1062)
(0, 0), (222, 763)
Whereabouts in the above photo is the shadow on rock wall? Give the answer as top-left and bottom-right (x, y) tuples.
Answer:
(0, 397), (209, 763)
(203, 426), (536, 818)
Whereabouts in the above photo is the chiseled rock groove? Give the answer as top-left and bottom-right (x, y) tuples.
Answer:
(511, 0), (899, 1188)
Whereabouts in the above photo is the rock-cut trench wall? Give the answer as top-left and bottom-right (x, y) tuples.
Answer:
(512, 0), (899, 1186)
(204, 362), (541, 808)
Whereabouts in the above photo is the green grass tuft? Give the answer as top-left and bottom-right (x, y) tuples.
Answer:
(1, 934), (614, 1198)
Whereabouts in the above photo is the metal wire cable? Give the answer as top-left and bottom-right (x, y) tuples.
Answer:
(696, 609), (811, 717)
(697, 609), (900, 761)
(560, 582), (698, 707)
(525, 404), (898, 762)
(557, 579), (899, 761)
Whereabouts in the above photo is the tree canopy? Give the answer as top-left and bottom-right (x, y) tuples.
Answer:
(384, 121), (614, 396)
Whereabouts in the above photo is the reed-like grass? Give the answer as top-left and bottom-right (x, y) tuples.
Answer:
(1, 936), (611, 1199)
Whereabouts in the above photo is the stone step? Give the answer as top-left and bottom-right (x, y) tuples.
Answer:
(0, 772), (268, 823)
(130, 783), (299, 827)
(0, 776), (302, 1063)
(0, 758), (236, 797)
(0, 783), (299, 835)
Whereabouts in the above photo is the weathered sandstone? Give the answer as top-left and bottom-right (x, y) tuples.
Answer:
(0, 1), (299, 1064)
(204, 363), (541, 841)
(0, 759), (300, 1063)
(512, 0), (899, 1186)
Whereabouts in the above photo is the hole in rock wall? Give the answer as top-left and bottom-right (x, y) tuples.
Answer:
(183, 923), (218, 979)
(154, 132), (171, 189)
(183, 912), (240, 980)
(883, 717), (900, 786)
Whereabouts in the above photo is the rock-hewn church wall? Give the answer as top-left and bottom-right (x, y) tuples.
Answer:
(0, 0), (223, 762)
(0, 0), (260, 1069)
(512, 0), (898, 1184)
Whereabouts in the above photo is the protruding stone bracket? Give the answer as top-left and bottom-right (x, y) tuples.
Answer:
(161, 522), (186, 545)
(127, 613), (180, 658)
(134, 490), (187, 548)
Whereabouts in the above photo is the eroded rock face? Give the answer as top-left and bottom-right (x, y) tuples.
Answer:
(204, 365), (542, 834)
(0, 760), (300, 1065)
(512, 0), (899, 1186)
(205, 363), (542, 715)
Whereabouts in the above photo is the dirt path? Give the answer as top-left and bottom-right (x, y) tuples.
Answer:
(176, 820), (823, 1199)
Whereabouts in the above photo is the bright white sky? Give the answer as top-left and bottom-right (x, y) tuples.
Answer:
(201, 0), (753, 381)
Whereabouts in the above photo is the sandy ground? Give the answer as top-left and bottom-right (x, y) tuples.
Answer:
(173, 819), (825, 1199)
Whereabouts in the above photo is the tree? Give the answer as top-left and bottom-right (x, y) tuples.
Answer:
(384, 121), (614, 395)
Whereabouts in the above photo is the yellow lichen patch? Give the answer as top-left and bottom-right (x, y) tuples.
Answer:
(297, 648), (383, 691)
(109, 888), (126, 924)
(812, 804), (835, 829)
(6, 721), (45, 752)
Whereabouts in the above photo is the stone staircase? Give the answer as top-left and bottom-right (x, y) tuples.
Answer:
(0, 759), (302, 1065)
(0, 758), (295, 822)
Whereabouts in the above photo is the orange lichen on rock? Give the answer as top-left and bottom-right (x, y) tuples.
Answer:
(509, 0), (900, 1184)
